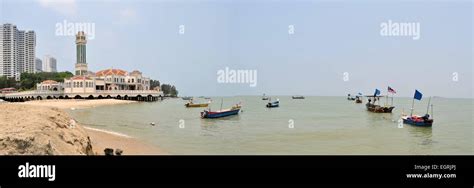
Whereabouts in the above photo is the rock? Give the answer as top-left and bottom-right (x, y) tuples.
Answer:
(115, 148), (123, 156)
(104, 148), (114, 156)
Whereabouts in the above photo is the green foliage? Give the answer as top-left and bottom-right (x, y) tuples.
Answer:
(0, 76), (17, 89)
(161, 83), (178, 97)
(1, 72), (74, 90)
(150, 79), (160, 89)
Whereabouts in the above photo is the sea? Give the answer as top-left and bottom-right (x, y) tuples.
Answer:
(68, 96), (473, 155)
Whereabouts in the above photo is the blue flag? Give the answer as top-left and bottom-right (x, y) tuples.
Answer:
(374, 89), (380, 96)
(414, 90), (423, 100)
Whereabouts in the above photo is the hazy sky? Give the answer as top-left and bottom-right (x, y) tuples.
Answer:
(1, 0), (472, 98)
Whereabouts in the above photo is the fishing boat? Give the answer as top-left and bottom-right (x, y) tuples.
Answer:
(181, 96), (193, 100)
(201, 104), (241, 118)
(185, 101), (209, 108)
(262, 94), (269, 100)
(355, 96), (362, 103)
(365, 88), (395, 113)
(292, 95), (305, 99)
(402, 90), (434, 127)
(347, 94), (356, 100)
(355, 93), (363, 103)
(266, 98), (279, 108)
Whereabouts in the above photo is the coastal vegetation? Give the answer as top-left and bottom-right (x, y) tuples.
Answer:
(150, 79), (178, 97)
(0, 72), (74, 90)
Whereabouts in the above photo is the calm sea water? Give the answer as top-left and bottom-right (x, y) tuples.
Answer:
(69, 96), (473, 154)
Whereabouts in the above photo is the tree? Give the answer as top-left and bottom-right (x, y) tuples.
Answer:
(0, 76), (17, 89)
(18, 71), (74, 90)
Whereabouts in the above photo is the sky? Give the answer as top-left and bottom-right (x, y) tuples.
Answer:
(1, 0), (472, 98)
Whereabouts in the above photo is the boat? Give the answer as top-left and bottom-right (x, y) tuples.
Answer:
(365, 88), (395, 113)
(355, 96), (362, 103)
(262, 94), (269, 100)
(366, 101), (394, 113)
(201, 103), (241, 118)
(402, 90), (434, 127)
(292, 95), (304, 99)
(185, 101), (209, 108)
(347, 94), (356, 100)
(266, 98), (279, 108)
(182, 96), (193, 100)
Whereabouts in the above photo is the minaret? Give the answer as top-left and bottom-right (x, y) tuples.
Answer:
(74, 31), (88, 75)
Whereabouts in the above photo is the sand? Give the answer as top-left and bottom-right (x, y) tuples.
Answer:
(84, 127), (166, 155)
(0, 100), (166, 155)
(0, 104), (93, 155)
(19, 99), (136, 109)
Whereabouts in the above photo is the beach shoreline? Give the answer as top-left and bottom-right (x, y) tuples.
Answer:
(0, 99), (166, 155)
(18, 99), (137, 109)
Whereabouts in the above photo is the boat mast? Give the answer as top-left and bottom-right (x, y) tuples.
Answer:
(220, 98), (223, 111)
(391, 93), (394, 106)
(410, 96), (415, 116)
(426, 97), (431, 115)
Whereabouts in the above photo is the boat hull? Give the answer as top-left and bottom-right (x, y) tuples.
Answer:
(402, 116), (433, 127)
(185, 103), (209, 108)
(366, 103), (394, 113)
(266, 103), (279, 108)
(201, 109), (240, 118)
(292, 96), (304, 99)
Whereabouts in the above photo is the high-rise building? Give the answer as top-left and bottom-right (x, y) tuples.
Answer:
(35, 58), (42, 72)
(0, 23), (36, 79)
(43, 55), (57, 72)
(75, 31), (88, 75)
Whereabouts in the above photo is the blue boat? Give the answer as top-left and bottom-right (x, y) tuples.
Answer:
(201, 104), (241, 118)
(402, 115), (433, 127)
(266, 99), (279, 108)
(403, 90), (434, 127)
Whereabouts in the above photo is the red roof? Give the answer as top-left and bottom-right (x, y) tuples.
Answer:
(71, 76), (92, 80)
(95, 69), (128, 77)
(41, 80), (58, 84)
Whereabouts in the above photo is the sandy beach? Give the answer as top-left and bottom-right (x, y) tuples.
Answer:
(18, 99), (136, 109)
(0, 99), (166, 155)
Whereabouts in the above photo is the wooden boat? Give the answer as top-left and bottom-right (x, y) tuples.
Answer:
(262, 94), (269, 100)
(355, 98), (362, 103)
(366, 102), (394, 113)
(402, 91), (434, 127)
(201, 104), (241, 118)
(181, 96), (193, 100)
(266, 99), (279, 108)
(185, 102), (209, 108)
(292, 95), (305, 99)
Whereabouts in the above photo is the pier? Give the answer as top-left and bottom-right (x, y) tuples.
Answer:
(1, 90), (163, 102)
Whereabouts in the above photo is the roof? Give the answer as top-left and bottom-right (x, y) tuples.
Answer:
(95, 68), (128, 77)
(41, 80), (58, 84)
(70, 76), (92, 80)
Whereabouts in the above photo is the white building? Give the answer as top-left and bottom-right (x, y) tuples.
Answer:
(0, 23), (36, 79)
(42, 55), (57, 72)
(35, 58), (42, 72)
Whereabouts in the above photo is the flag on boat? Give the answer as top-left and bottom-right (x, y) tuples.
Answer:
(374, 89), (381, 96)
(358, 92), (363, 96)
(414, 90), (423, 100)
(388, 86), (396, 94)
